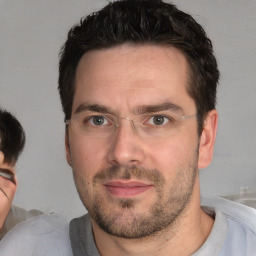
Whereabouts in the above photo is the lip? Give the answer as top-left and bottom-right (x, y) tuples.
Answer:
(104, 181), (153, 198)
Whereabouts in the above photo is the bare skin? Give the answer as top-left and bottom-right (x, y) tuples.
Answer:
(0, 151), (17, 230)
(66, 45), (218, 255)
(93, 178), (214, 256)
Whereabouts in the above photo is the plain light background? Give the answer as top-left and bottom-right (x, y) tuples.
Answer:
(0, 0), (256, 220)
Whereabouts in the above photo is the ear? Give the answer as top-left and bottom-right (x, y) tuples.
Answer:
(198, 110), (218, 169)
(65, 128), (72, 167)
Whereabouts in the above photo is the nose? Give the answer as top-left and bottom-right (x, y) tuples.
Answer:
(106, 118), (146, 166)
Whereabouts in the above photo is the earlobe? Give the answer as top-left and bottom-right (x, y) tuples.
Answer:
(198, 110), (218, 169)
(65, 129), (72, 167)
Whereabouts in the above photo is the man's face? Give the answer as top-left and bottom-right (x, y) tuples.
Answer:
(66, 45), (206, 238)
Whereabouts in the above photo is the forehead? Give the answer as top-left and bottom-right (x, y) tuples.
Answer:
(73, 44), (195, 114)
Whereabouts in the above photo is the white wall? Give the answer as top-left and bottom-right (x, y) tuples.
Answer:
(0, 0), (255, 220)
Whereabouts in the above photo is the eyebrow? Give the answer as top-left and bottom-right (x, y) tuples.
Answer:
(74, 104), (116, 115)
(133, 102), (184, 115)
(74, 102), (184, 116)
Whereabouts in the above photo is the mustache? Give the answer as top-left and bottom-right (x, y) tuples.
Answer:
(93, 165), (164, 186)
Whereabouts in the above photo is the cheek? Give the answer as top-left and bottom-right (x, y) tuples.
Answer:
(68, 137), (100, 206)
(147, 134), (198, 173)
(69, 135), (106, 174)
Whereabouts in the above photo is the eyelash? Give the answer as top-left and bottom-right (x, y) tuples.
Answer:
(83, 116), (110, 126)
(82, 114), (175, 126)
(146, 115), (172, 126)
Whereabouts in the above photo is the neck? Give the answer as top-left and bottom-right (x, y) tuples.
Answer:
(92, 180), (214, 256)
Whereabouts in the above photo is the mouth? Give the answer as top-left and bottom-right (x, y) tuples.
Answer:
(104, 181), (153, 198)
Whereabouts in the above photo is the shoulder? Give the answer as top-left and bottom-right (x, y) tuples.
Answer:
(0, 213), (72, 256)
(201, 195), (256, 231)
(9, 205), (44, 219)
(4, 204), (43, 229)
(0, 205), (44, 240)
(202, 196), (256, 255)
(70, 214), (100, 256)
(220, 213), (256, 255)
(70, 213), (93, 241)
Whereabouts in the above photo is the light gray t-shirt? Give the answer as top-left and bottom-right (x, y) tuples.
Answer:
(193, 208), (256, 255)
(0, 213), (72, 256)
(69, 196), (256, 255)
(0, 197), (256, 256)
(0, 205), (43, 240)
(69, 204), (256, 256)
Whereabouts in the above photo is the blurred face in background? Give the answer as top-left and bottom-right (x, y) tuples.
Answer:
(0, 151), (17, 229)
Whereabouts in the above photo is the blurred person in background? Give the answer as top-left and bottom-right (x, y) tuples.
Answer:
(0, 108), (42, 240)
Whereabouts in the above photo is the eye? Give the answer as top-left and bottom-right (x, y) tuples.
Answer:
(147, 115), (169, 126)
(87, 116), (110, 126)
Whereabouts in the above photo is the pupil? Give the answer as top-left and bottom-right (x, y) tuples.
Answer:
(93, 116), (104, 125)
(153, 116), (164, 125)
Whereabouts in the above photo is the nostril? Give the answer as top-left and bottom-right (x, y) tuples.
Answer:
(128, 159), (139, 165)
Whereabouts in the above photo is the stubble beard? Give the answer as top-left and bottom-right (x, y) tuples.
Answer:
(76, 159), (198, 239)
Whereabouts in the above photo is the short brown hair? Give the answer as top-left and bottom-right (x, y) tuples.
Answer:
(58, 0), (219, 134)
